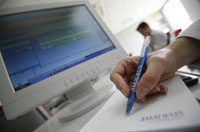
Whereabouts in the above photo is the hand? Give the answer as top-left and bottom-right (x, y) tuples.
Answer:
(110, 48), (176, 102)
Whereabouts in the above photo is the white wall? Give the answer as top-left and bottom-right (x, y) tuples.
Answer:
(180, 0), (200, 22)
(115, 23), (144, 56)
(162, 0), (192, 31)
(99, 0), (167, 34)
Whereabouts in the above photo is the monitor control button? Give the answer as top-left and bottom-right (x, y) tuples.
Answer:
(64, 80), (71, 87)
(81, 73), (86, 78)
(91, 68), (96, 74)
(96, 66), (100, 72)
(69, 78), (74, 84)
(64, 82), (68, 87)
(86, 70), (91, 76)
(75, 76), (80, 81)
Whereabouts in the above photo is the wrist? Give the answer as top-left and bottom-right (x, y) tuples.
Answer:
(166, 37), (200, 70)
(160, 47), (177, 72)
(148, 47), (177, 73)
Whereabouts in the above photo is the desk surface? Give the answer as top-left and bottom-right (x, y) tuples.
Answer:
(34, 99), (106, 132)
(35, 79), (200, 132)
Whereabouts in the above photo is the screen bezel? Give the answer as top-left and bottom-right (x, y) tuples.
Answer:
(0, 4), (116, 92)
(0, 0), (126, 119)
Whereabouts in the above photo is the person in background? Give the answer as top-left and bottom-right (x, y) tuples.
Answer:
(111, 20), (200, 102)
(137, 22), (169, 51)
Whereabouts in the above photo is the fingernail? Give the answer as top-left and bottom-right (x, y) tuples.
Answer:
(160, 85), (168, 93)
(142, 97), (147, 103)
(138, 87), (149, 99)
(156, 86), (161, 91)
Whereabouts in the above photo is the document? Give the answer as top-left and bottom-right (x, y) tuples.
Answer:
(79, 76), (200, 132)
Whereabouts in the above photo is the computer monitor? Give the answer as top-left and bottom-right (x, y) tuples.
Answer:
(0, 0), (126, 120)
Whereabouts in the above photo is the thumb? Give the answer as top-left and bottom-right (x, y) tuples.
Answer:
(136, 61), (164, 99)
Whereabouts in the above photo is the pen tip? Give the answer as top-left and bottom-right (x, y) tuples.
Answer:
(126, 111), (130, 116)
(126, 107), (131, 116)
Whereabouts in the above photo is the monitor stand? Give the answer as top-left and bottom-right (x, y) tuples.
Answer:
(56, 75), (115, 122)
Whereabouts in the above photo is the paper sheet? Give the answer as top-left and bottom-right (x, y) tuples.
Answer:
(79, 76), (200, 132)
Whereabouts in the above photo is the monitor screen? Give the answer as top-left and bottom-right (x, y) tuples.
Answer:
(0, 5), (116, 91)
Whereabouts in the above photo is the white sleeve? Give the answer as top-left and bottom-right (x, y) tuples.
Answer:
(178, 19), (200, 40)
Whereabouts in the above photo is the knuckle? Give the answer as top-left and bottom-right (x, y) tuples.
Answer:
(110, 72), (114, 81)
(143, 73), (158, 85)
(151, 56), (167, 65)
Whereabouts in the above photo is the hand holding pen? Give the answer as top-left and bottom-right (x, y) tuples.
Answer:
(110, 37), (178, 113)
(110, 21), (200, 114)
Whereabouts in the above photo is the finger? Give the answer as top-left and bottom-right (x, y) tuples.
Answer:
(110, 72), (130, 97)
(159, 72), (175, 82)
(136, 85), (168, 103)
(136, 96), (147, 103)
(128, 74), (135, 86)
(159, 85), (168, 93)
(110, 57), (139, 97)
(147, 85), (168, 96)
(136, 60), (164, 99)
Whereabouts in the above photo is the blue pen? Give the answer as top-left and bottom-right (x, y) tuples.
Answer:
(126, 36), (151, 115)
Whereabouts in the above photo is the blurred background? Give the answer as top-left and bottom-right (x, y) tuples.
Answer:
(1, 0), (200, 56)
(0, 1), (200, 131)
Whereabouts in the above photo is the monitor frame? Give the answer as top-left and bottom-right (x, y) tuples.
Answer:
(0, 0), (127, 119)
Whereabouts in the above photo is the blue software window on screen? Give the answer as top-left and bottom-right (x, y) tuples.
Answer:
(0, 5), (115, 91)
